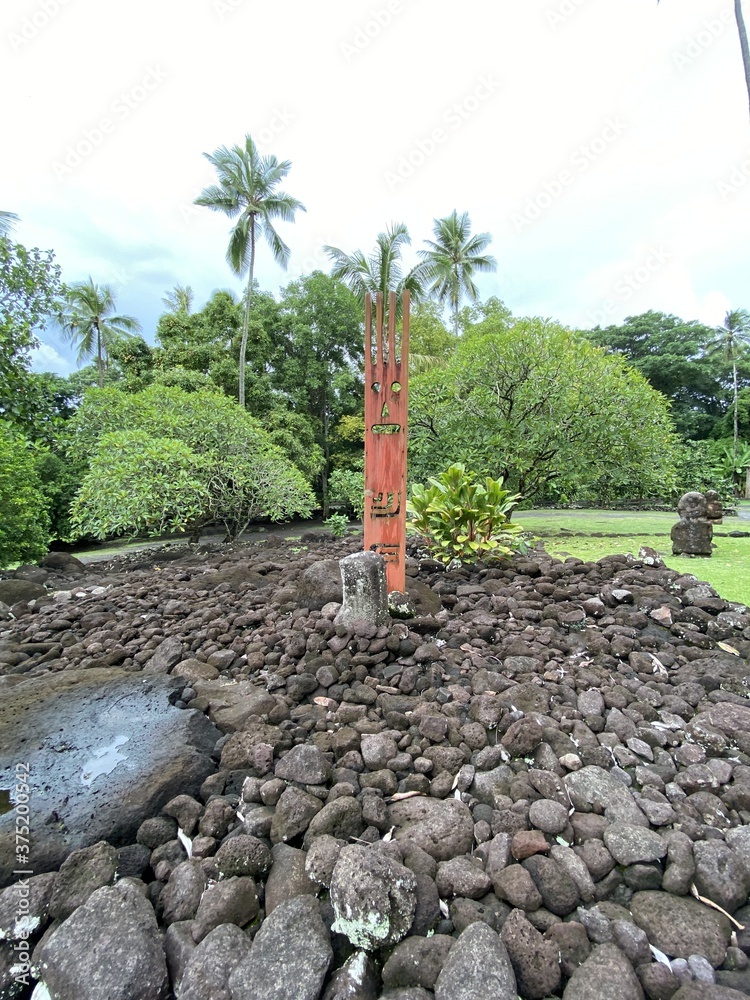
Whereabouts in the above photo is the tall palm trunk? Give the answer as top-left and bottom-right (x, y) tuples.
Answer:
(736, 0), (750, 119)
(734, 357), (740, 474)
(96, 321), (104, 388)
(238, 220), (256, 408)
(452, 266), (460, 337)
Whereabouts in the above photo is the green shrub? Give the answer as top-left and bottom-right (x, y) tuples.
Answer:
(69, 386), (317, 541)
(407, 462), (524, 564)
(0, 426), (51, 567)
(324, 513), (349, 537)
(328, 468), (364, 519)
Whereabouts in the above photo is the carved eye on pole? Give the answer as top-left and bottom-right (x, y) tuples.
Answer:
(391, 381), (402, 393)
(372, 382), (381, 392)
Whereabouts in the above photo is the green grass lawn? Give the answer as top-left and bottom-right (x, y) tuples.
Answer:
(516, 506), (750, 607)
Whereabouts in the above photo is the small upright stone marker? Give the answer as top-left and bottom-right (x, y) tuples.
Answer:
(671, 491), (713, 557)
(335, 551), (388, 628)
(704, 489), (723, 525)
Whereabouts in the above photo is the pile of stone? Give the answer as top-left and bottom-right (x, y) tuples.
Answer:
(1, 533), (750, 998)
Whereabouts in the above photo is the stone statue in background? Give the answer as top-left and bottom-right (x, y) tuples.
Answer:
(704, 489), (723, 525)
(671, 491), (713, 557)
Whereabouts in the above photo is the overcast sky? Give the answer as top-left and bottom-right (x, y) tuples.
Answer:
(3, 0), (749, 376)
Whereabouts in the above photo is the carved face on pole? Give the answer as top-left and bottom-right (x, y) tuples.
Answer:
(363, 290), (409, 593)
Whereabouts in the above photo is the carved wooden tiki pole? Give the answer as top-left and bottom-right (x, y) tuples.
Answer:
(364, 290), (409, 593)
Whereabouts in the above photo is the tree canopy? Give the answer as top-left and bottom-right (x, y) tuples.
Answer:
(0, 235), (63, 425)
(69, 385), (316, 541)
(585, 311), (743, 440)
(410, 315), (678, 503)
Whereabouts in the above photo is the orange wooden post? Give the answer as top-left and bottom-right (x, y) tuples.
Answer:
(363, 290), (409, 593)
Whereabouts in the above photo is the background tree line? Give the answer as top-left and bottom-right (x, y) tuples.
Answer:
(2, 133), (749, 568)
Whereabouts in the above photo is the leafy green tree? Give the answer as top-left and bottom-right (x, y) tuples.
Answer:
(586, 311), (735, 440)
(153, 288), (281, 410)
(418, 211), (497, 335)
(0, 425), (51, 567)
(328, 467), (364, 519)
(106, 336), (155, 392)
(408, 300), (456, 373)
(410, 316), (678, 503)
(194, 134), (305, 408)
(324, 223), (425, 317)
(708, 309), (750, 469)
(273, 272), (363, 511)
(69, 385), (316, 541)
(0, 235), (63, 426)
(57, 278), (141, 388)
(162, 283), (194, 315)
(261, 408), (324, 484)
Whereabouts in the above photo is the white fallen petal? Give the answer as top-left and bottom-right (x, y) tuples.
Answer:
(177, 828), (193, 859)
(650, 945), (672, 969)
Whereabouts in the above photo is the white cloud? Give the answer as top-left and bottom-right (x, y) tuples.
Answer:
(29, 341), (74, 376)
(1, 0), (749, 339)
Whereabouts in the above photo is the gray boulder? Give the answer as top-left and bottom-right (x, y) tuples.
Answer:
(39, 551), (87, 575)
(48, 841), (117, 921)
(0, 872), (55, 941)
(295, 560), (343, 609)
(434, 921), (516, 999)
(36, 881), (168, 999)
(330, 844), (417, 951)
(180, 923), (251, 1000)
(631, 890), (730, 967)
(228, 895), (332, 1000)
(388, 797), (474, 861)
(562, 943), (643, 999)
(565, 766), (649, 827)
(0, 669), (220, 887)
(0, 580), (47, 604)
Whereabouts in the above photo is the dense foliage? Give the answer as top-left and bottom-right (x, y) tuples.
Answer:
(0, 426), (51, 567)
(0, 236), (63, 427)
(410, 316), (679, 504)
(7, 162), (750, 552)
(69, 386), (316, 541)
(586, 311), (749, 441)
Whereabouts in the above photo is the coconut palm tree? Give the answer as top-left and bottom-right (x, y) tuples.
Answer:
(58, 278), (141, 387)
(162, 283), (194, 315)
(659, 0), (750, 119)
(418, 211), (497, 336)
(709, 308), (750, 470)
(324, 222), (426, 320)
(0, 212), (19, 237)
(194, 135), (305, 408)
